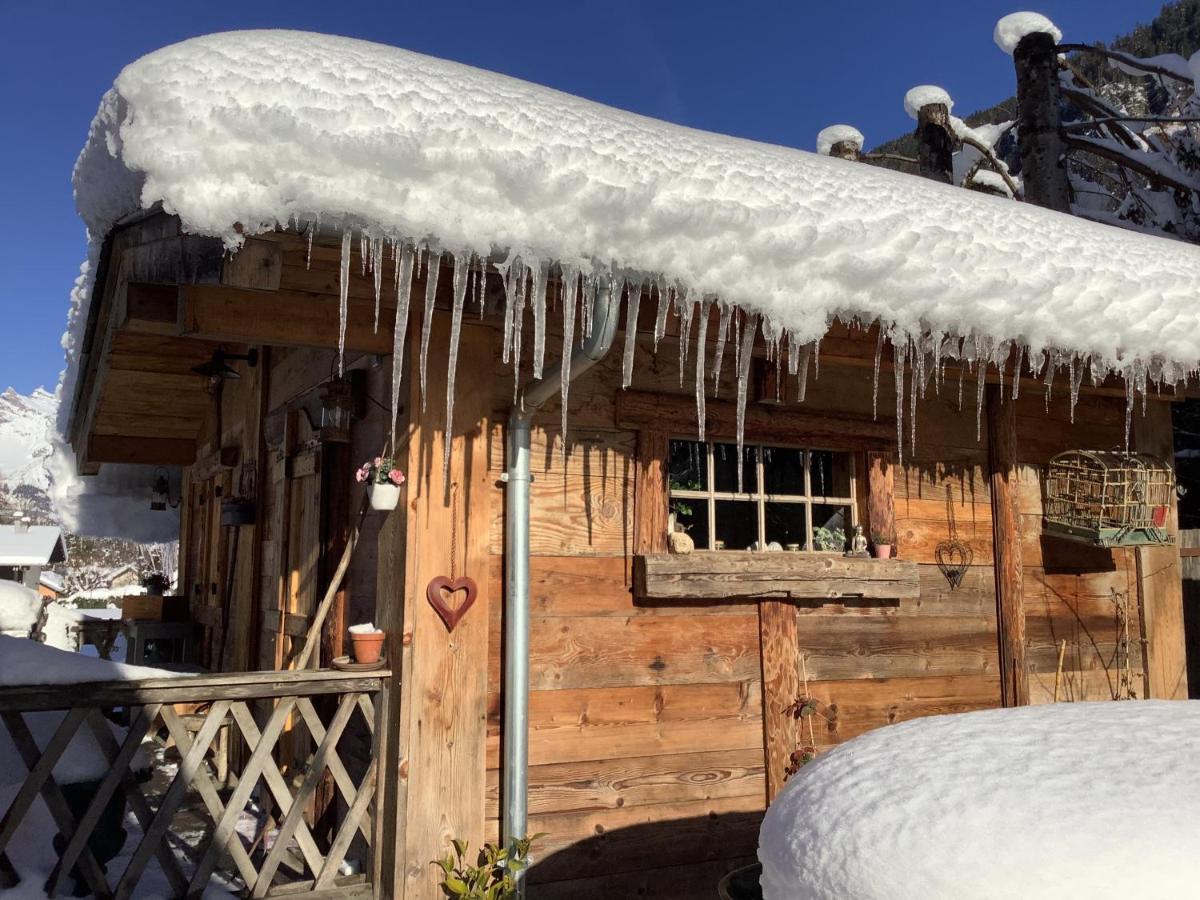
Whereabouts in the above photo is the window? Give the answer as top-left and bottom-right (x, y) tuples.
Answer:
(667, 440), (857, 552)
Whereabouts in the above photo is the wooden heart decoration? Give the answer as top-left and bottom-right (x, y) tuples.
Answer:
(426, 575), (478, 633)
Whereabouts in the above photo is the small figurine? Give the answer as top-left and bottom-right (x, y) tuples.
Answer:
(667, 522), (695, 555)
(845, 524), (870, 558)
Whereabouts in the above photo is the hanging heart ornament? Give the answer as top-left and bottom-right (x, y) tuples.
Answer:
(935, 540), (972, 589)
(426, 575), (477, 632)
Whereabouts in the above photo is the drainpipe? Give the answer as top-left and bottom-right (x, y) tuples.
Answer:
(503, 278), (621, 888)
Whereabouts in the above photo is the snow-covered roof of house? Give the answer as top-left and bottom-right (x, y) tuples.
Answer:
(38, 570), (66, 593)
(0, 524), (66, 567)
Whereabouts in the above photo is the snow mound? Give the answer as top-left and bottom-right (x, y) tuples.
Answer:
(815, 125), (864, 156)
(903, 85), (953, 120)
(63, 29), (1200, 454)
(0, 581), (41, 638)
(758, 702), (1200, 900)
(993, 12), (1063, 55)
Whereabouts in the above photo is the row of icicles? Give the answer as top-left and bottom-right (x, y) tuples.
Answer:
(310, 224), (1189, 479)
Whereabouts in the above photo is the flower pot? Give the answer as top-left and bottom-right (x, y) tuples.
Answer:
(350, 630), (386, 665)
(368, 482), (402, 511)
(873, 543), (893, 560)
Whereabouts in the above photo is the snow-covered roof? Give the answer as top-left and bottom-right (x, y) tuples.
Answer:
(759, 701), (1200, 899)
(0, 524), (65, 567)
(64, 30), (1200, 448)
(38, 570), (65, 593)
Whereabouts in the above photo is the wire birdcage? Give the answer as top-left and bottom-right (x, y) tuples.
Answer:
(1043, 450), (1174, 547)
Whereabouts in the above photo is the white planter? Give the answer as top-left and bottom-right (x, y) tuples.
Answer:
(368, 482), (402, 511)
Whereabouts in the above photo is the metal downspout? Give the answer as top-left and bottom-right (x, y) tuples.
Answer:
(503, 280), (621, 886)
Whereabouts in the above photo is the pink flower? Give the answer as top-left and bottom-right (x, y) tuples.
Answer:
(355, 464), (371, 483)
(387, 469), (406, 486)
(373, 457), (384, 467)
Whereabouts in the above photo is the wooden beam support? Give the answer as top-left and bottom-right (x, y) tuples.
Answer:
(1134, 402), (1189, 699)
(866, 451), (896, 546)
(986, 384), (1028, 706)
(86, 435), (196, 466)
(616, 390), (896, 450)
(633, 431), (669, 555)
(758, 599), (799, 804)
(180, 284), (393, 353)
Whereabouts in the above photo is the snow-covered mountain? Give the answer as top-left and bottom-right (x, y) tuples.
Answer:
(0, 387), (56, 492)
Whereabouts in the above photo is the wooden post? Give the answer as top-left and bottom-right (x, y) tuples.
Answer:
(829, 140), (861, 162)
(634, 431), (670, 555)
(866, 451), (895, 547)
(1013, 31), (1071, 212)
(758, 600), (799, 804)
(986, 384), (1028, 706)
(1134, 403), (1189, 699)
(916, 103), (955, 184)
(386, 313), (491, 898)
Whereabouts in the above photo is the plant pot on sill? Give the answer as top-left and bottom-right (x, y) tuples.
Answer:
(368, 482), (402, 511)
(873, 543), (893, 560)
(350, 630), (386, 665)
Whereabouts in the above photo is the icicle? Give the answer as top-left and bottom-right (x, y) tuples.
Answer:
(477, 260), (486, 319)
(909, 344), (919, 454)
(734, 314), (758, 493)
(678, 298), (695, 388)
(530, 260), (547, 379)
(895, 340), (907, 466)
(1044, 355), (1055, 413)
(559, 265), (579, 451)
(957, 363), (965, 412)
(872, 329), (885, 420)
(581, 273), (595, 339)
(813, 338), (821, 380)
(621, 280), (640, 389)
(389, 244), (415, 447)
(1124, 377), (1135, 453)
(975, 360), (987, 443)
(796, 342), (813, 402)
(695, 300), (711, 441)
(358, 233), (368, 277)
(419, 248), (441, 410)
(501, 258), (517, 364)
(443, 252), (471, 478)
(1068, 356), (1084, 424)
(306, 218), (317, 270)
(511, 261), (526, 401)
(653, 284), (671, 350)
(337, 229), (352, 376)
(371, 237), (383, 333)
(1012, 345), (1024, 400)
(711, 303), (732, 397)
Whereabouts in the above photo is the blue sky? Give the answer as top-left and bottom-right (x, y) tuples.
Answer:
(0, 0), (1168, 396)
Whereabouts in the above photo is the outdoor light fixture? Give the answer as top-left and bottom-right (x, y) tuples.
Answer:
(191, 347), (259, 384)
(150, 467), (181, 511)
(319, 366), (356, 443)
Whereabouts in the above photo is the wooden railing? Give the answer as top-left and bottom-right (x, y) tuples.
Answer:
(0, 669), (390, 899)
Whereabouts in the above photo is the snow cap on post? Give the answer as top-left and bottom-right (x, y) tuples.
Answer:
(903, 85), (953, 120)
(816, 125), (865, 157)
(993, 12), (1063, 55)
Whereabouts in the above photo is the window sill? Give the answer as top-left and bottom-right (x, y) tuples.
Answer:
(633, 551), (920, 601)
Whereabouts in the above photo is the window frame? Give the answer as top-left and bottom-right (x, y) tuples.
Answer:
(667, 439), (858, 553)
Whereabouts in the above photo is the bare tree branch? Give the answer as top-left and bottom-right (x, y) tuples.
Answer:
(1065, 116), (1200, 128)
(957, 132), (1022, 198)
(1060, 88), (1145, 150)
(860, 152), (918, 165)
(1066, 134), (1198, 194)
(1057, 43), (1194, 84)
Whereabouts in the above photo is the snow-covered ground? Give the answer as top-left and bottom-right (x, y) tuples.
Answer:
(758, 701), (1200, 899)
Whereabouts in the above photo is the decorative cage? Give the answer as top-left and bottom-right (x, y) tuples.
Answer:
(1043, 450), (1174, 547)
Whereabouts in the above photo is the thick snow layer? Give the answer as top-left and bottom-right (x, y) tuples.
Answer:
(758, 702), (1200, 900)
(903, 85), (953, 119)
(993, 12), (1063, 55)
(64, 29), (1200, 447)
(0, 581), (41, 637)
(48, 438), (179, 542)
(0, 633), (178, 686)
(815, 125), (864, 156)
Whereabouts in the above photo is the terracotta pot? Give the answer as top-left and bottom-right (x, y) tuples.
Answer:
(350, 630), (386, 664)
(368, 482), (402, 511)
(873, 543), (893, 560)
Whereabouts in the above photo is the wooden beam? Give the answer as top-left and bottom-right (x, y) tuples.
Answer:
(121, 282), (181, 334)
(866, 451), (896, 546)
(222, 238), (283, 290)
(180, 284), (393, 353)
(87, 435), (196, 466)
(986, 384), (1028, 706)
(633, 431), (669, 555)
(758, 599), (799, 804)
(634, 552), (921, 601)
(1134, 402), (1189, 699)
(616, 390), (896, 449)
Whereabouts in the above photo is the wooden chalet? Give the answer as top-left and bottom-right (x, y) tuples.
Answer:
(8, 28), (1195, 900)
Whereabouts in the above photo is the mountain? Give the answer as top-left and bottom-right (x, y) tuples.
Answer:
(873, 0), (1200, 159)
(0, 387), (56, 494)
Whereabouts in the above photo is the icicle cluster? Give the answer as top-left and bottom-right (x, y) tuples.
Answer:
(324, 225), (1191, 486)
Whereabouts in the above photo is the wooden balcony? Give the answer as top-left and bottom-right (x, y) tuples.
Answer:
(0, 668), (389, 899)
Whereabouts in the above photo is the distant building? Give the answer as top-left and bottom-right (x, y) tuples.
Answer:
(37, 570), (66, 600)
(0, 520), (67, 590)
(103, 563), (142, 590)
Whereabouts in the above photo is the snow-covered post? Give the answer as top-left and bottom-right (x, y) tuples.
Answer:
(904, 87), (955, 184)
(816, 125), (865, 162)
(997, 13), (1070, 211)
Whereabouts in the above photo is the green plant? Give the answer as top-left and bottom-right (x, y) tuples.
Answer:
(870, 530), (892, 545)
(433, 835), (542, 899)
(813, 526), (846, 551)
